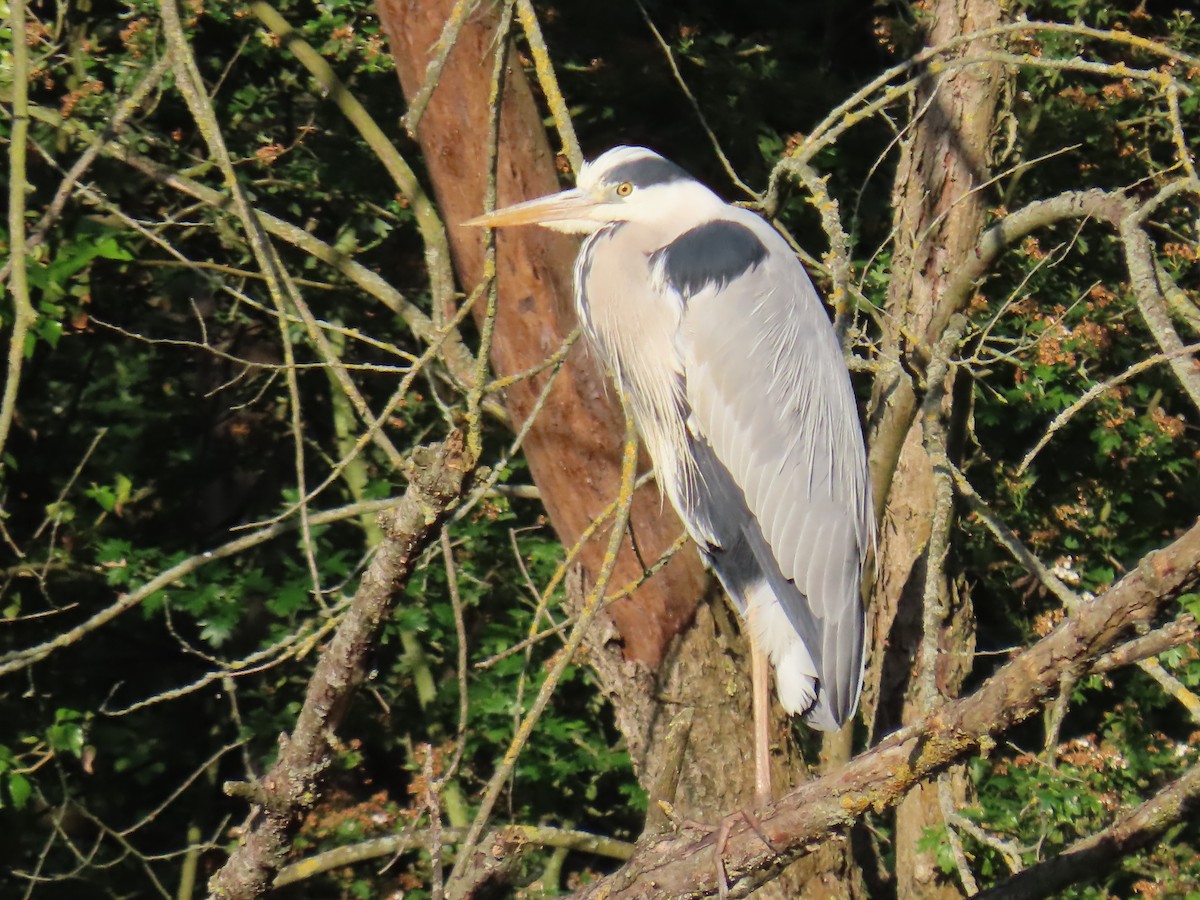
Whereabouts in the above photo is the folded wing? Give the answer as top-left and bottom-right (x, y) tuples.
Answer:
(663, 212), (874, 727)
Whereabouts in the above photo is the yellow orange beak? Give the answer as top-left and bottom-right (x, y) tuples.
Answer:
(463, 188), (595, 228)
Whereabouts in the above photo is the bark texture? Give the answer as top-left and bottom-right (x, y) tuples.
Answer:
(976, 760), (1200, 900)
(208, 437), (474, 899)
(863, 3), (1006, 897)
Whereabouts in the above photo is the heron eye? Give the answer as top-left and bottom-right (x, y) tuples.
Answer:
(615, 181), (634, 197)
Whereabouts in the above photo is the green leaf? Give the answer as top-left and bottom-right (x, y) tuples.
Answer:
(47, 709), (86, 757)
(7, 772), (32, 809)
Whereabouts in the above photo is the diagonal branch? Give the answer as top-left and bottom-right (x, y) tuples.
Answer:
(251, 1), (459, 329)
(207, 435), (475, 899)
(572, 517), (1200, 899)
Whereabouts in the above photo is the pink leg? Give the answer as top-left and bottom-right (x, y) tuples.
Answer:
(750, 637), (772, 808)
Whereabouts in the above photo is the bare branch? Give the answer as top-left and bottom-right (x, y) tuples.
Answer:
(272, 824), (633, 889)
(251, 1), (459, 328)
(633, 0), (755, 198)
(1118, 214), (1200, 415)
(1018, 340), (1200, 474)
(445, 404), (643, 892)
(401, 0), (477, 138)
(0, 0), (34, 470)
(1092, 614), (1199, 673)
(19, 101), (484, 405)
(513, 0), (581, 174)
(0, 497), (411, 677)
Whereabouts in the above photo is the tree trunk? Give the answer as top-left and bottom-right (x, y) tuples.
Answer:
(864, 2), (1006, 898)
(374, 0), (707, 671)
(375, 5), (824, 894)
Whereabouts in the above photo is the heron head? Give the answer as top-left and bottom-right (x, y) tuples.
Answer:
(464, 146), (719, 234)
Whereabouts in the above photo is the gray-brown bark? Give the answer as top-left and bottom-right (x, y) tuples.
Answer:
(976, 761), (1200, 900)
(863, 3), (1007, 896)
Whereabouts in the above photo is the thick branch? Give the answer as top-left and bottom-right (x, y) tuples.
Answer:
(574, 517), (1200, 899)
(208, 435), (474, 899)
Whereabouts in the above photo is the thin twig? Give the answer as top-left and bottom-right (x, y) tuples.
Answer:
(514, 0), (581, 174)
(951, 463), (1200, 721)
(401, 0), (478, 138)
(938, 773), (980, 895)
(0, 0), (35, 471)
(918, 315), (970, 709)
(439, 529), (471, 788)
(208, 436), (474, 898)
(251, 1), (458, 327)
(1018, 340), (1200, 474)
(0, 53), (173, 285)
(1118, 215), (1200, 415)
(474, 530), (688, 670)
(1138, 657), (1200, 725)
(465, 0), (514, 459)
(273, 824), (634, 888)
(446, 403), (642, 892)
(0, 496), (412, 676)
(633, 0), (755, 197)
(949, 813), (1026, 877)
(423, 745), (445, 900)
(977, 760), (1200, 900)
(19, 100), (485, 403)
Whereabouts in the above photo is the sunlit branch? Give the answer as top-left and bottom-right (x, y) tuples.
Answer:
(0, 0), (34, 474)
(273, 823), (633, 889)
(252, 1), (459, 328)
(573, 517), (1200, 898)
(976, 760), (1200, 900)
(0, 496), (415, 676)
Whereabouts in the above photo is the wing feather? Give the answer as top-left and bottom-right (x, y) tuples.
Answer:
(576, 205), (873, 728)
(676, 210), (874, 726)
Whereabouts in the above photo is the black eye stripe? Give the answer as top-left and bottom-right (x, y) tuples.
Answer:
(605, 156), (691, 189)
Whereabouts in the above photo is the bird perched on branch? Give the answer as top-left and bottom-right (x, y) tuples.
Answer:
(467, 146), (874, 805)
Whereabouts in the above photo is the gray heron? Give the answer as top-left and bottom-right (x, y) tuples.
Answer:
(467, 146), (873, 805)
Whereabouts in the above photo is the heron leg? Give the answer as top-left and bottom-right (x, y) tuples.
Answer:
(750, 636), (772, 808)
(712, 807), (780, 898)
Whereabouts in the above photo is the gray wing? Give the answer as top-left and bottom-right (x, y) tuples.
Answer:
(670, 212), (874, 726)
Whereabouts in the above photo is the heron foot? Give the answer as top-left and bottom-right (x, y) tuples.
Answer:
(654, 803), (778, 897)
(712, 807), (779, 899)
